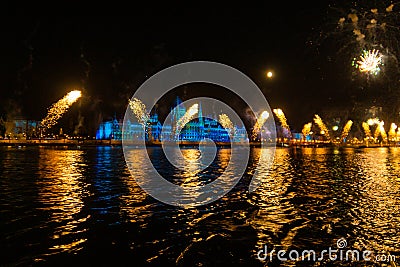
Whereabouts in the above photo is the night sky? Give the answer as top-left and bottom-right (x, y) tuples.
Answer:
(1, 1), (399, 134)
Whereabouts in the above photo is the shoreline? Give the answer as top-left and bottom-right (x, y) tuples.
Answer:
(0, 139), (396, 148)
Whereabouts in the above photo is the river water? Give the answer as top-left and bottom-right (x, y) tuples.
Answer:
(1, 146), (399, 266)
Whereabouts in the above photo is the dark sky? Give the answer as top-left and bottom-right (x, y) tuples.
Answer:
(1, 1), (398, 134)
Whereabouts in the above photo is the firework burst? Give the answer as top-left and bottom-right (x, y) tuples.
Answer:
(319, 2), (400, 80)
(353, 49), (383, 75)
(40, 90), (82, 130)
(128, 98), (150, 128)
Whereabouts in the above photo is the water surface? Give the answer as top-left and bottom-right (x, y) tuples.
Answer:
(1, 146), (399, 266)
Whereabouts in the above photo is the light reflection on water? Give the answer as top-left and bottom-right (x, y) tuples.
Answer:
(37, 148), (89, 254)
(0, 146), (399, 266)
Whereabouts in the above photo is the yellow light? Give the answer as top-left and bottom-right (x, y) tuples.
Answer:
(218, 114), (235, 137)
(128, 98), (150, 128)
(66, 90), (82, 102)
(252, 111), (270, 140)
(176, 104), (199, 136)
(341, 120), (353, 140)
(332, 125), (339, 131)
(267, 71), (273, 78)
(313, 114), (330, 140)
(260, 111), (269, 119)
(40, 90), (82, 130)
(273, 108), (292, 138)
(356, 49), (383, 75)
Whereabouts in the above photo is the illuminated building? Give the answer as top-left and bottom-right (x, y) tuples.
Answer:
(2, 118), (40, 138)
(96, 97), (249, 142)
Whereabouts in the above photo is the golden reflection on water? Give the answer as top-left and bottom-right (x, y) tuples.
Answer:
(119, 149), (150, 223)
(250, 148), (302, 251)
(348, 148), (400, 252)
(250, 147), (400, 257)
(123, 148), (234, 207)
(180, 149), (203, 185)
(37, 148), (89, 253)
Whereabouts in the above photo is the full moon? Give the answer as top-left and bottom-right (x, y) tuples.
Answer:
(267, 71), (273, 78)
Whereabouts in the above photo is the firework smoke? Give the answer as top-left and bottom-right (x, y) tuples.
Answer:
(128, 98), (150, 128)
(40, 90), (82, 130)
(328, 2), (400, 80)
(273, 108), (292, 138)
(313, 114), (331, 140)
(252, 111), (269, 140)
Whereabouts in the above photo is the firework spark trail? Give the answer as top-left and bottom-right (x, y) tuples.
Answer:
(388, 123), (397, 141)
(354, 49), (383, 75)
(40, 90), (82, 130)
(218, 114), (235, 138)
(175, 104), (198, 137)
(128, 98), (150, 128)
(362, 122), (373, 139)
(273, 108), (292, 138)
(252, 111), (269, 140)
(341, 120), (353, 140)
(313, 114), (331, 140)
(302, 122), (312, 139)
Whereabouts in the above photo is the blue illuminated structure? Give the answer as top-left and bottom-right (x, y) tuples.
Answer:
(96, 97), (249, 142)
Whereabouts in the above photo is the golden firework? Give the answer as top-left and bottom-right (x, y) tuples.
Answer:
(41, 90), (82, 130)
(175, 104), (198, 137)
(341, 120), (353, 140)
(273, 108), (292, 138)
(313, 114), (331, 140)
(252, 111), (269, 140)
(218, 114), (235, 138)
(128, 98), (150, 128)
(302, 122), (312, 139)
